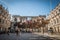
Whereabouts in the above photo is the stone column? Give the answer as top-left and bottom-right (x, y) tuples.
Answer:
(54, 27), (56, 33)
(57, 26), (59, 33)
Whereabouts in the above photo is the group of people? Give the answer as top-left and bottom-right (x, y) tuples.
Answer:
(4, 27), (54, 35)
(5, 27), (20, 35)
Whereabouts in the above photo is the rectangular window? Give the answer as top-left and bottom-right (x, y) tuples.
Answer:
(14, 18), (17, 21)
(59, 9), (60, 12)
(54, 20), (56, 24)
(2, 20), (4, 24)
(0, 19), (1, 23)
(0, 11), (1, 13)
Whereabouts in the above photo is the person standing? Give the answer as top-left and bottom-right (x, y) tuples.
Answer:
(15, 27), (20, 35)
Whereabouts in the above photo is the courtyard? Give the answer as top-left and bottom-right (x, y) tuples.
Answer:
(0, 33), (59, 40)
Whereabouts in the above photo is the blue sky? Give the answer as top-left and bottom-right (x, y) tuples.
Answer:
(0, 0), (60, 16)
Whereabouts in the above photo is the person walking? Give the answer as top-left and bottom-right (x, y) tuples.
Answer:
(15, 27), (19, 35)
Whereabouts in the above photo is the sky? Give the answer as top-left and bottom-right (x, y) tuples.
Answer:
(0, 0), (60, 16)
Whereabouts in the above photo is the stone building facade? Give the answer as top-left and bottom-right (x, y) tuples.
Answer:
(11, 15), (47, 32)
(12, 15), (46, 23)
(0, 5), (11, 31)
(47, 4), (60, 33)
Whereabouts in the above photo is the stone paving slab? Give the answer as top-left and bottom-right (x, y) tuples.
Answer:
(33, 32), (60, 39)
(0, 33), (55, 40)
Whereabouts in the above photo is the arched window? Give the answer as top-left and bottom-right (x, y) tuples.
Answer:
(56, 18), (58, 23)
(0, 19), (4, 23)
(53, 19), (55, 25)
(56, 16), (59, 23)
(50, 19), (53, 25)
(54, 18), (56, 24)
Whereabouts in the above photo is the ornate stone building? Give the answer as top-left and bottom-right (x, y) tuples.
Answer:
(0, 5), (11, 31)
(11, 15), (46, 23)
(47, 4), (60, 33)
(11, 15), (47, 32)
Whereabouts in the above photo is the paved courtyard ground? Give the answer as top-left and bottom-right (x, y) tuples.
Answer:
(0, 33), (59, 40)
